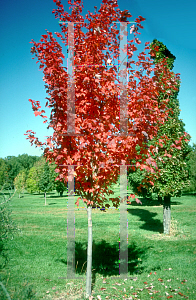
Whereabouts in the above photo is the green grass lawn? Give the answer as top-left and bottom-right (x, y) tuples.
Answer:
(1, 183), (196, 299)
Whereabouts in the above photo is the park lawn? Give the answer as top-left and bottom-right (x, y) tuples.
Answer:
(0, 183), (196, 299)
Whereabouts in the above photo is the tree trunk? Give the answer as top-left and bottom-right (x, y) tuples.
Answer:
(60, 191), (63, 197)
(45, 192), (47, 206)
(158, 195), (163, 205)
(86, 205), (93, 298)
(163, 195), (171, 234)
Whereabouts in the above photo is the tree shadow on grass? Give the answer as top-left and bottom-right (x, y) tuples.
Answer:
(182, 191), (196, 196)
(49, 195), (67, 199)
(57, 240), (148, 279)
(127, 208), (163, 233)
(130, 198), (182, 206)
(49, 194), (80, 199)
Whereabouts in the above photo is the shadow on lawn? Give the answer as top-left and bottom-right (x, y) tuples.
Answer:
(49, 194), (80, 199)
(127, 208), (163, 233)
(58, 240), (148, 278)
(49, 194), (68, 198)
(130, 198), (182, 206)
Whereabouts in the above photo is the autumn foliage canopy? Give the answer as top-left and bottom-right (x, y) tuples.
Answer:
(25, 0), (180, 208)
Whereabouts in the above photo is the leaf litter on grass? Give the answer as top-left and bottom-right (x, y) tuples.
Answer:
(49, 269), (190, 300)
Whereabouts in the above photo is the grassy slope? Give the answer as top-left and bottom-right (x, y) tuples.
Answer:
(1, 184), (196, 299)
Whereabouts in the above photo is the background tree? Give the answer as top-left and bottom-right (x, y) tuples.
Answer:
(128, 39), (191, 234)
(26, 156), (46, 193)
(0, 159), (9, 189)
(17, 154), (40, 180)
(4, 156), (22, 189)
(26, 166), (39, 194)
(14, 171), (26, 198)
(55, 179), (67, 197)
(38, 162), (55, 205)
(3, 155), (40, 188)
(25, 1), (180, 297)
(184, 143), (196, 193)
(26, 156), (56, 195)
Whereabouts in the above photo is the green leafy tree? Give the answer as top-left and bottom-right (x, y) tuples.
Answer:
(4, 155), (40, 188)
(17, 154), (40, 180)
(128, 40), (191, 234)
(17, 154), (39, 170)
(55, 179), (67, 197)
(4, 156), (23, 188)
(185, 143), (196, 193)
(26, 166), (39, 194)
(0, 159), (9, 189)
(38, 162), (55, 205)
(32, 156), (47, 194)
(14, 171), (26, 198)
(26, 156), (56, 196)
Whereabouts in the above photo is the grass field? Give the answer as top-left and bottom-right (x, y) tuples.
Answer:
(0, 182), (196, 299)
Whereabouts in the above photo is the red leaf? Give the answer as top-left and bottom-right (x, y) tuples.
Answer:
(135, 198), (142, 204)
(75, 199), (79, 207)
(34, 111), (42, 117)
(138, 16), (145, 21)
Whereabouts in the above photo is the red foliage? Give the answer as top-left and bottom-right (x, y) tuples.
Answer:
(25, 0), (180, 208)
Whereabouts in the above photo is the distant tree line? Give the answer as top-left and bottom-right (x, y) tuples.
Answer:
(0, 154), (68, 204)
(0, 154), (40, 189)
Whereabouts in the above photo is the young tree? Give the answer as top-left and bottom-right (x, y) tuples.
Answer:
(38, 162), (55, 205)
(26, 166), (39, 194)
(14, 171), (26, 198)
(26, 156), (56, 196)
(25, 1), (180, 297)
(55, 179), (67, 196)
(128, 40), (191, 234)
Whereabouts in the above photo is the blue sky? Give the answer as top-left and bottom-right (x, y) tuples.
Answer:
(0, 0), (195, 159)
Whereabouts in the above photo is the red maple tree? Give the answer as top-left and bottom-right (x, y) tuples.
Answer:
(25, 0), (180, 296)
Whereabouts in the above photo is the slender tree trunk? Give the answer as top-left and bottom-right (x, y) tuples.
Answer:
(86, 205), (93, 298)
(163, 195), (171, 234)
(158, 195), (163, 205)
(60, 191), (63, 197)
(45, 192), (47, 206)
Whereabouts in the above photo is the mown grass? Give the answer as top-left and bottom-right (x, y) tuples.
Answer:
(0, 183), (196, 299)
